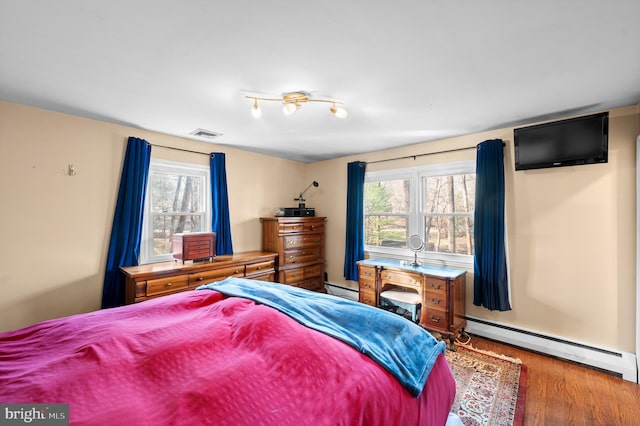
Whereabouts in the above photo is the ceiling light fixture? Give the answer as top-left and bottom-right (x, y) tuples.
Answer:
(246, 91), (348, 119)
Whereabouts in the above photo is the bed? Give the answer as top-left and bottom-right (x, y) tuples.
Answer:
(0, 277), (456, 425)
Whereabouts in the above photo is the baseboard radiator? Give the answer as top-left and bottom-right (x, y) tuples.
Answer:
(324, 283), (638, 383)
(324, 282), (358, 302)
(465, 316), (638, 383)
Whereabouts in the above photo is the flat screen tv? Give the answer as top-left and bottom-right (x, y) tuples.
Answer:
(514, 111), (608, 171)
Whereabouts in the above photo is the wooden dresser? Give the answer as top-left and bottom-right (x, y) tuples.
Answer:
(261, 216), (325, 292)
(357, 258), (467, 348)
(121, 251), (277, 304)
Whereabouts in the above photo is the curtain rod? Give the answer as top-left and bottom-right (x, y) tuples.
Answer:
(367, 146), (476, 164)
(367, 141), (505, 165)
(150, 143), (212, 157)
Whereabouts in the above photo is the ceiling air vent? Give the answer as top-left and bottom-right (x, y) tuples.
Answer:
(190, 128), (223, 139)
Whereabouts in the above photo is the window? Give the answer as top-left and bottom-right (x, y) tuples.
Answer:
(364, 177), (410, 248)
(364, 161), (475, 267)
(139, 159), (211, 264)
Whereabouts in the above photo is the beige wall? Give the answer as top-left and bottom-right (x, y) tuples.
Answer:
(0, 100), (307, 332)
(311, 105), (639, 353)
(1, 100), (638, 355)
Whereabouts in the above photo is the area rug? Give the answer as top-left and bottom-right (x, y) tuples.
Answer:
(445, 343), (527, 426)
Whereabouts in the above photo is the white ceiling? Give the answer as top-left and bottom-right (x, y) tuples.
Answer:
(1, 1), (639, 162)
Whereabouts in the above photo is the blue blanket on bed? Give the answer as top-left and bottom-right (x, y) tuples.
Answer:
(197, 277), (446, 396)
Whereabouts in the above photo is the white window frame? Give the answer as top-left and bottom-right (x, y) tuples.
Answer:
(139, 159), (211, 264)
(364, 160), (475, 268)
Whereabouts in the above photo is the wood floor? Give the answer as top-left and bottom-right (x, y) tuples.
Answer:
(466, 335), (640, 425)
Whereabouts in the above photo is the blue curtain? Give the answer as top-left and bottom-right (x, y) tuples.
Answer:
(210, 152), (233, 255)
(343, 161), (367, 280)
(473, 139), (511, 311)
(101, 137), (151, 308)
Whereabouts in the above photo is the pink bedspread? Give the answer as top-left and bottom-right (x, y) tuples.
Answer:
(0, 290), (455, 425)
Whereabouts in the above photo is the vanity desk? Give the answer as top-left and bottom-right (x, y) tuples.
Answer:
(357, 258), (467, 348)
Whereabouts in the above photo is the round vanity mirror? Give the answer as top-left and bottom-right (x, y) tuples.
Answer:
(407, 234), (425, 266)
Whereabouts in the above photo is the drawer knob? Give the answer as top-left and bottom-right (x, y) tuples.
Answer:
(166, 282), (172, 288)
(288, 255), (294, 259)
(430, 282), (442, 290)
(431, 298), (441, 304)
(256, 266), (262, 270)
(430, 315), (441, 323)
(197, 277), (204, 281)
(287, 241), (296, 246)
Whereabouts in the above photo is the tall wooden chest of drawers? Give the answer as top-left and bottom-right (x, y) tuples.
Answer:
(261, 216), (325, 292)
(357, 258), (467, 348)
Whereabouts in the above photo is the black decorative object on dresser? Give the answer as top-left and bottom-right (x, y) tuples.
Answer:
(261, 216), (325, 292)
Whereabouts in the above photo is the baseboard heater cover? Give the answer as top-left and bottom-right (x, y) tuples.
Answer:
(324, 282), (358, 302)
(465, 316), (638, 383)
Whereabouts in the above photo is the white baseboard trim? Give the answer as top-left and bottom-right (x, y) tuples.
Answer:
(465, 316), (638, 383)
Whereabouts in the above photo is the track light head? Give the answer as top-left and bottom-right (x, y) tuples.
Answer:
(251, 99), (262, 118)
(330, 103), (348, 119)
(282, 102), (297, 116)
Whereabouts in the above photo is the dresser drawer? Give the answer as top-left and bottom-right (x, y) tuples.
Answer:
(185, 239), (212, 255)
(146, 275), (189, 296)
(278, 221), (324, 234)
(281, 264), (323, 284)
(304, 263), (323, 277)
(296, 276), (324, 292)
(281, 268), (304, 284)
(424, 307), (449, 332)
(359, 278), (376, 294)
(283, 248), (322, 265)
(189, 265), (245, 286)
(248, 271), (275, 282)
(359, 291), (377, 306)
(380, 269), (422, 289)
(424, 277), (447, 294)
(425, 291), (447, 308)
(245, 260), (275, 276)
(283, 234), (323, 249)
(358, 265), (376, 281)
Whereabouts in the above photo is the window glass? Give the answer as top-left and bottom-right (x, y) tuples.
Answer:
(424, 215), (474, 255)
(140, 160), (210, 264)
(423, 175), (475, 213)
(423, 174), (475, 255)
(364, 179), (409, 248)
(365, 215), (408, 248)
